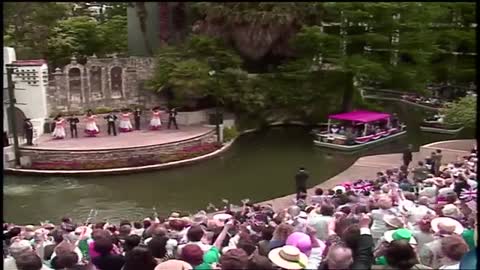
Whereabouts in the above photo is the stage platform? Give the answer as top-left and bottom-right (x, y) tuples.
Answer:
(23, 125), (214, 151)
(13, 124), (221, 172)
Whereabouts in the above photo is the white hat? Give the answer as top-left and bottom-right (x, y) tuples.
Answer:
(332, 186), (346, 193)
(431, 217), (464, 235)
(268, 245), (308, 270)
(213, 213), (232, 221)
(383, 215), (405, 229)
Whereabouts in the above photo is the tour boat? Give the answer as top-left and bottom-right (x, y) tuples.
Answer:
(313, 110), (406, 151)
(420, 116), (464, 134)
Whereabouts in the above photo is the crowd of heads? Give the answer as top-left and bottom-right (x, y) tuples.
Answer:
(3, 147), (477, 270)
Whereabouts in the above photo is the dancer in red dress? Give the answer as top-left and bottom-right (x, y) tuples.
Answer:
(149, 107), (162, 130)
(119, 109), (133, 132)
(52, 114), (66, 139)
(84, 110), (100, 137)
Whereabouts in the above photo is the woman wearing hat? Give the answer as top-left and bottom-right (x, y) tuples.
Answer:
(418, 217), (464, 268)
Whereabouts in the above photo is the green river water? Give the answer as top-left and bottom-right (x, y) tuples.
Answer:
(3, 102), (472, 224)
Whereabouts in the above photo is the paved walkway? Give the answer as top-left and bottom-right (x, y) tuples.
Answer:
(261, 139), (475, 211)
(24, 125), (213, 150)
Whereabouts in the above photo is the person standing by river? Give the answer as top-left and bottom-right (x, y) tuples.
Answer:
(295, 167), (309, 200)
(403, 144), (413, 167)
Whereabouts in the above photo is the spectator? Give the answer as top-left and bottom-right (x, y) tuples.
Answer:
(307, 204), (334, 241)
(439, 236), (469, 269)
(220, 248), (249, 270)
(382, 240), (430, 270)
(123, 246), (157, 270)
(92, 237), (125, 270)
(14, 251), (44, 270)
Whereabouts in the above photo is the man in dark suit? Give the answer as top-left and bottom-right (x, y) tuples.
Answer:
(295, 167), (309, 200)
(67, 114), (80, 138)
(24, 118), (34, 146)
(134, 108), (142, 130)
(167, 107), (178, 129)
(104, 113), (118, 136)
(402, 144), (413, 167)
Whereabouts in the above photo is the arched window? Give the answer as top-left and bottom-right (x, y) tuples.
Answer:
(90, 66), (103, 99)
(69, 68), (82, 102)
(110, 66), (123, 98)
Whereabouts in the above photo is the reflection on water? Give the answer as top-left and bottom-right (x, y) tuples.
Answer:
(4, 102), (472, 224)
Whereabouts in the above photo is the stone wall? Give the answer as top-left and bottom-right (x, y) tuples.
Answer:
(47, 56), (166, 115)
(19, 130), (220, 170)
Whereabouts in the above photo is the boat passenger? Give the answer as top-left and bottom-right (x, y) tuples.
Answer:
(338, 126), (346, 135)
(330, 125), (339, 134)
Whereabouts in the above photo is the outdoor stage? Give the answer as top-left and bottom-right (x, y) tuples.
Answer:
(24, 125), (214, 151)
(14, 124), (222, 173)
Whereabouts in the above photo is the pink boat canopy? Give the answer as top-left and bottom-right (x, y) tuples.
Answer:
(328, 110), (391, 123)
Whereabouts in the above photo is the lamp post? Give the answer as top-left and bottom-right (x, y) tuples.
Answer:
(208, 69), (221, 143)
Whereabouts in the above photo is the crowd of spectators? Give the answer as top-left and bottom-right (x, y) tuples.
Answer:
(3, 147), (477, 270)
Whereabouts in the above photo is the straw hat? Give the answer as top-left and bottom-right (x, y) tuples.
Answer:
(154, 259), (192, 270)
(383, 215), (405, 229)
(441, 204), (461, 218)
(384, 229), (417, 245)
(268, 245), (308, 270)
(431, 217), (464, 235)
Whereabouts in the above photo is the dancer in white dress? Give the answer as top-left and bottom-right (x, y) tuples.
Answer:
(119, 110), (133, 132)
(149, 108), (162, 130)
(52, 115), (66, 139)
(84, 110), (100, 137)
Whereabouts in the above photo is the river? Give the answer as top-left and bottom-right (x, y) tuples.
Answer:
(3, 102), (472, 224)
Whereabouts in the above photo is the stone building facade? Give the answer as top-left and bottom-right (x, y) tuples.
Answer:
(47, 55), (165, 115)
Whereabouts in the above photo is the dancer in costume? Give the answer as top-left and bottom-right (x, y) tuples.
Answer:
(119, 109), (133, 132)
(104, 112), (118, 136)
(52, 114), (66, 139)
(67, 114), (79, 138)
(149, 107), (162, 130)
(134, 107), (142, 130)
(84, 110), (100, 137)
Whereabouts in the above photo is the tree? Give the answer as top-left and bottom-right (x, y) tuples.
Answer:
(98, 15), (128, 56)
(442, 96), (477, 129)
(3, 2), (72, 60)
(148, 35), (243, 107)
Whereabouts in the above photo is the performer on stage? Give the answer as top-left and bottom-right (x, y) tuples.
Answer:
(104, 112), (118, 136)
(119, 109), (133, 132)
(149, 107), (162, 130)
(167, 107), (179, 129)
(134, 107), (142, 130)
(84, 110), (100, 137)
(52, 115), (66, 139)
(24, 118), (34, 146)
(67, 114), (79, 138)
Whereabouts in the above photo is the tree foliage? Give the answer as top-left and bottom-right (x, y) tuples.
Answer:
(4, 2), (128, 68)
(442, 96), (477, 129)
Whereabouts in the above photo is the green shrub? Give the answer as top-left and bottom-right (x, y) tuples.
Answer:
(223, 126), (239, 142)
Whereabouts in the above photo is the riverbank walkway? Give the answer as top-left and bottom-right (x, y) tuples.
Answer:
(261, 139), (475, 211)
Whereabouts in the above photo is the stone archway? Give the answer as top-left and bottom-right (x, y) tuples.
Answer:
(6, 107), (27, 136)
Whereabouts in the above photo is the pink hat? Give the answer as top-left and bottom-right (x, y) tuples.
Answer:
(286, 232), (312, 255)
